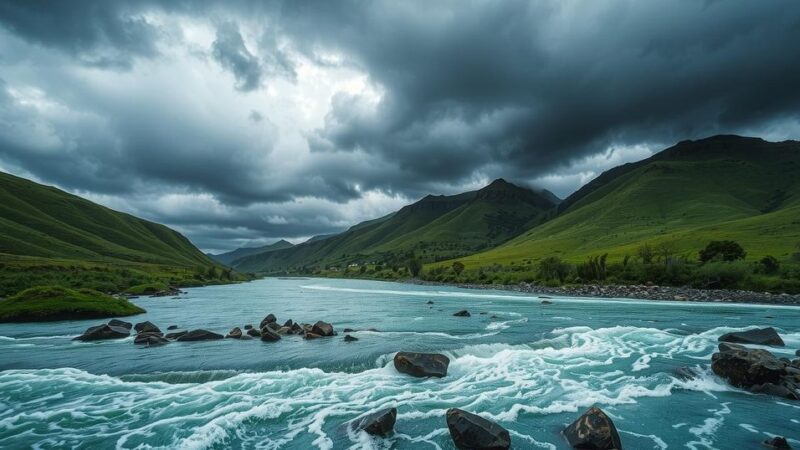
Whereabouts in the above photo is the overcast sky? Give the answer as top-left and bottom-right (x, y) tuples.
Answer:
(1, 0), (799, 253)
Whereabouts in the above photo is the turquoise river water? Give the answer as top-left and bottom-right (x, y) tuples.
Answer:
(0, 278), (798, 449)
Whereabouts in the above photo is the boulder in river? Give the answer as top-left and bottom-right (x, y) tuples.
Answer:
(344, 334), (358, 342)
(260, 327), (281, 342)
(312, 320), (334, 336)
(393, 352), (450, 378)
(134, 321), (161, 334)
(304, 332), (323, 340)
(541, 300), (553, 305)
(244, 324), (253, 330)
(352, 407), (397, 436)
(763, 436), (792, 449)
(108, 319), (132, 329)
(276, 326), (292, 335)
(259, 314), (277, 328)
(134, 332), (168, 346)
(446, 408), (510, 450)
(427, 300), (434, 304)
(176, 329), (223, 341)
(265, 322), (281, 332)
(226, 327), (242, 339)
(343, 328), (355, 333)
(719, 327), (785, 346)
(247, 328), (261, 338)
(73, 324), (130, 341)
(165, 330), (187, 340)
(283, 319), (294, 328)
(291, 323), (303, 334)
(453, 310), (471, 317)
(711, 343), (799, 400)
(167, 325), (178, 330)
(562, 406), (622, 450)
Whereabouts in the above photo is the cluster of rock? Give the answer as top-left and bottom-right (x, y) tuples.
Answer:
(711, 327), (799, 401)
(411, 280), (800, 305)
(73, 312), (353, 346)
(350, 400), (622, 450)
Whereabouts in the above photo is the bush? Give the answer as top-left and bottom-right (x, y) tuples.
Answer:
(576, 254), (608, 281)
(537, 256), (571, 283)
(699, 240), (746, 263)
(757, 256), (780, 275)
(693, 261), (749, 289)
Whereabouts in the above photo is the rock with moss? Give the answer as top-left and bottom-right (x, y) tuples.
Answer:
(0, 286), (145, 323)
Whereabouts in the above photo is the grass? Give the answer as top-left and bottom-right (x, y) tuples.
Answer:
(0, 285), (145, 323)
(124, 283), (169, 295)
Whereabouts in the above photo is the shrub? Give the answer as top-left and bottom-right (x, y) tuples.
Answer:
(452, 261), (465, 276)
(693, 261), (749, 289)
(577, 254), (608, 281)
(537, 256), (571, 283)
(698, 240), (746, 263)
(758, 256), (780, 275)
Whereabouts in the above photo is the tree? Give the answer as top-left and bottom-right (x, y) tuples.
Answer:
(655, 242), (676, 264)
(699, 241), (746, 263)
(206, 266), (217, 279)
(452, 261), (465, 276)
(637, 243), (655, 264)
(406, 258), (423, 277)
(758, 255), (780, 274)
(537, 256), (571, 282)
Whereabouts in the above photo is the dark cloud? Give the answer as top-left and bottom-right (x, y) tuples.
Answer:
(0, 0), (798, 251)
(212, 21), (263, 91)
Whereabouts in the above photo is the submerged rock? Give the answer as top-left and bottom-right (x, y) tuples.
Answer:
(446, 408), (510, 450)
(343, 328), (355, 333)
(393, 352), (450, 378)
(176, 329), (223, 341)
(134, 321), (161, 334)
(352, 407), (397, 436)
(674, 366), (701, 381)
(719, 327), (785, 346)
(344, 334), (358, 342)
(427, 300), (434, 304)
(763, 436), (792, 449)
(304, 332), (323, 340)
(562, 406), (622, 450)
(167, 325), (178, 330)
(134, 332), (168, 346)
(226, 327), (242, 339)
(108, 319), (132, 329)
(73, 324), (130, 341)
(453, 310), (471, 317)
(312, 320), (334, 336)
(165, 330), (187, 340)
(244, 324), (253, 330)
(260, 328), (281, 342)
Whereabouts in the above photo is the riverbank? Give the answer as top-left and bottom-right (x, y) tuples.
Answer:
(406, 279), (800, 305)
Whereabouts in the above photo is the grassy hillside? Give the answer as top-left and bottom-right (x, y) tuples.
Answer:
(209, 239), (294, 266)
(444, 136), (800, 270)
(0, 286), (145, 323)
(234, 179), (555, 272)
(0, 172), (235, 295)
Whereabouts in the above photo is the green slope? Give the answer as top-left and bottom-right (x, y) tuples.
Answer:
(209, 239), (294, 266)
(448, 135), (800, 269)
(0, 171), (228, 295)
(234, 180), (555, 272)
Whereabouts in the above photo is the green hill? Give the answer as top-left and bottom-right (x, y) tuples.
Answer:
(0, 171), (230, 295)
(234, 179), (556, 272)
(448, 135), (800, 269)
(209, 239), (294, 266)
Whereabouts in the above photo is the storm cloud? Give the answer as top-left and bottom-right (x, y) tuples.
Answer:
(0, 0), (798, 251)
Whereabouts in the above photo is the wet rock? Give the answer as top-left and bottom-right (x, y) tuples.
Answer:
(352, 407), (397, 436)
(265, 322), (281, 332)
(344, 334), (358, 342)
(343, 328), (355, 333)
(711, 343), (785, 387)
(73, 324), (130, 341)
(719, 327), (785, 346)
(226, 327), (242, 339)
(165, 330), (187, 340)
(291, 323), (303, 334)
(312, 320), (334, 336)
(304, 332), (323, 340)
(167, 325), (178, 330)
(283, 319), (294, 328)
(244, 324), (253, 330)
(247, 328), (261, 338)
(108, 319), (132, 329)
(260, 327), (281, 342)
(259, 314), (277, 329)
(750, 382), (800, 400)
(176, 329), (224, 341)
(674, 366), (701, 380)
(134, 321), (161, 334)
(446, 408), (510, 450)
(276, 326), (292, 335)
(393, 352), (450, 378)
(134, 332), (168, 346)
(541, 300), (553, 305)
(240, 334), (253, 340)
(427, 300), (434, 304)
(796, 349), (800, 357)
(562, 406), (622, 450)
(453, 310), (471, 317)
(763, 436), (792, 449)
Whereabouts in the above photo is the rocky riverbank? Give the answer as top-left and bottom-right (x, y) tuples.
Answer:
(407, 280), (800, 305)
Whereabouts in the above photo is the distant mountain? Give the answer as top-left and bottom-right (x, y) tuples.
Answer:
(455, 135), (800, 266)
(209, 239), (294, 266)
(0, 171), (217, 268)
(234, 179), (556, 272)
